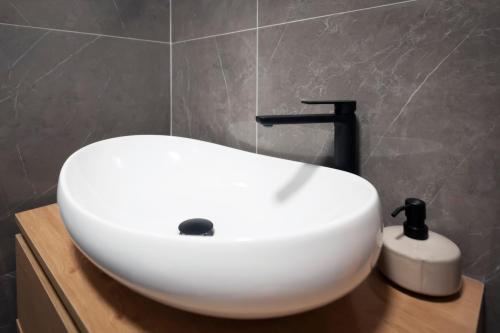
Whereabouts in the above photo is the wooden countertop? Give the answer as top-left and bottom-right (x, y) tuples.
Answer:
(16, 204), (484, 333)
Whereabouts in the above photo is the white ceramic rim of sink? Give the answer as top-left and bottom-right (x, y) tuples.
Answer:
(58, 135), (380, 243)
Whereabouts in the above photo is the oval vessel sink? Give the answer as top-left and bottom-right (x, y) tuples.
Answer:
(58, 135), (382, 319)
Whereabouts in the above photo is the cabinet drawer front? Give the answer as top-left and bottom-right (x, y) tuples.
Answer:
(16, 235), (78, 333)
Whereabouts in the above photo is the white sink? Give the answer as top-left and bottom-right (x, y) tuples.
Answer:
(57, 135), (382, 319)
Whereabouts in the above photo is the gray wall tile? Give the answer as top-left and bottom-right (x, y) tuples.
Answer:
(258, 0), (478, 165)
(0, 0), (170, 41)
(427, 115), (500, 333)
(172, 31), (256, 151)
(364, 24), (500, 222)
(172, 0), (256, 42)
(0, 324), (15, 333)
(0, 28), (170, 208)
(0, 273), (15, 330)
(259, 0), (400, 26)
(0, 25), (170, 327)
(0, 216), (17, 279)
(485, 277), (500, 332)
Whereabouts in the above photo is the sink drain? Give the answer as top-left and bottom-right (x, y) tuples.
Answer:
(178, 218), (214, 236)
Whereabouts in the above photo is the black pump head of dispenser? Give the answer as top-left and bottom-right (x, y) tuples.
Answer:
(391, 198), (428, 240)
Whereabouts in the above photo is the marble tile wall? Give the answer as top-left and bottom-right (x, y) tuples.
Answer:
(172, 0), (255, 41)
(172, 32), (256, 152)
(0, 1), (171, 331)
(171, 0), (257, 149)
(171, 0), (500, 331)
(0, 0), (170, 41)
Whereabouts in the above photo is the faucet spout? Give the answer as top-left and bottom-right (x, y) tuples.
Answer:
(256, 100), (358, 174)
(256, 113), (341, 126)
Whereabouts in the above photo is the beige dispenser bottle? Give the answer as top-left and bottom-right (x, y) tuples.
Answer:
(378, 198), (462, 296)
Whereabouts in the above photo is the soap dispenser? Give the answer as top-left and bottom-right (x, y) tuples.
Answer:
(378, 198), (462, 296)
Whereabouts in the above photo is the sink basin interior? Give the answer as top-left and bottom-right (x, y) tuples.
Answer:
(62, 135), (377, 239)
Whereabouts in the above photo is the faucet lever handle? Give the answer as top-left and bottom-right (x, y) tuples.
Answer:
(301, 100), (356, 114)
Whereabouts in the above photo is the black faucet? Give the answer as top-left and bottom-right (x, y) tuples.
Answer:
(256, 100), (358, 174)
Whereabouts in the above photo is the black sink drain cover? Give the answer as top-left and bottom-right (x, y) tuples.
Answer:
(178, 218), (214, 236)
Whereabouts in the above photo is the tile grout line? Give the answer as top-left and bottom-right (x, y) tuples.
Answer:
(260, 0), (418, 30)
(0, 0), (418, 48)
(0, 0), (418, 47)
(172, 26), (257, 44)
(171, 0), (418, 44)
(255, 0), (259, 154)
(170, 0), (173, 136)
(0, 22), (171, 45)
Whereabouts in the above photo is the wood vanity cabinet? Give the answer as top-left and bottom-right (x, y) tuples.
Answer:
(15, 205), (484, 333)
(16, 234), (78, 333)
